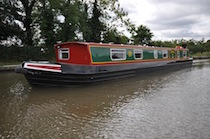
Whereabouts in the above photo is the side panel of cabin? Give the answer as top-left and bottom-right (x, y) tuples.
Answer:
(90, 46), (167, 63)
(55, 43), (91, 65)
(90, 46), (189, 64)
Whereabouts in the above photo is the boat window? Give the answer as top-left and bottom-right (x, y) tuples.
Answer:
(162, 50), (168, 58)
(183, 51), (187, 58)
(58, 48), (69, 60)
(110, 49), (126, 61)
(154, 50), (158, 59)
(134, 49), (143, 59)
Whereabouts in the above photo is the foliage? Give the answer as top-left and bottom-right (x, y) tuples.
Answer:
(79, 2), (91, 42)
(151, 39), (210, 55)
(131, 25), (153, 45)
(193, 51), (210, 57)
(0, 0), (23, 42)
(0, 45), (52, 63)
(58, 0), (82, 42)
(88, 0), (104, 42)
(34, 0), (59, 58)
(103, 28), (129, 44)
(0, 0), (36, 47)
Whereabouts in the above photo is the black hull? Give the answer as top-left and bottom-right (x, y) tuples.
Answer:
(20, 60), (192, 87)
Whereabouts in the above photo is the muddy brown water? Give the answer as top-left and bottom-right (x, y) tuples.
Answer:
(0, 60), (210, 139)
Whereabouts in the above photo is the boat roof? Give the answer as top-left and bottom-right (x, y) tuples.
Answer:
(55, 42), (188, 50)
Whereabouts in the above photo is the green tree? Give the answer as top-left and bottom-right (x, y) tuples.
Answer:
(21, 0), (36, 47)
(34, 0), (60, 57)
(57, 0), (81, 42)
(88, 0), (104, 42)
(98, 0), (129, 30)
(0, 0), (36, 47)
(79, 2), (91, 41)
(150, 40), (163, 47)
(39, 0), (57, 44)
(0, 0), (23, 43)
(103, 28), (129, 44)
(131, 25), (153, 45)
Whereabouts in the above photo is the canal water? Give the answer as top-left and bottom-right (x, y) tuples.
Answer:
(0, 60), (210, 139)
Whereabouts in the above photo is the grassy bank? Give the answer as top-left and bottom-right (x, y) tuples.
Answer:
(0, 61), (21, 66)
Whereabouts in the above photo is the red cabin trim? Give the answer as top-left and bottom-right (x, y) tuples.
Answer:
(55, 42), (92, 65)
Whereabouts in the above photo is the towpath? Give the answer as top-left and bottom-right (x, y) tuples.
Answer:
(0, 64), (20, 72)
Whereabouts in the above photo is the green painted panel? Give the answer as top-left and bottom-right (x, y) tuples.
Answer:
(126, 49), (135, 60)
(158, 50), (163, 59)
(180, 51), (183, 58)
(90, 46), (188, 63)
(143, 50), (154, 59)
(90, 47), (111, 62)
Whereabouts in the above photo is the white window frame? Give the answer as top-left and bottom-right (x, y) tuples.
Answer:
(183, 51), (187, 58)
(154, 50), (158, 59)
(134, 49), (143, 60)
(110, 48), (126, 61)
(162, 50), (168, 59)
(58, 48), (70, 60)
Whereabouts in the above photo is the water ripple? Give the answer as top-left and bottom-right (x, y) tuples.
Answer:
(1, 62), (210, 138)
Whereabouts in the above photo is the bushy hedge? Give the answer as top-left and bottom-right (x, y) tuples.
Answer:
(0, 45), (55, 63)
(188, 45), (210, 54)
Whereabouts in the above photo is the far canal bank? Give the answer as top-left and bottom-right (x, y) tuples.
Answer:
(193, 56), (210, 59)
(0, 64), (20, 72)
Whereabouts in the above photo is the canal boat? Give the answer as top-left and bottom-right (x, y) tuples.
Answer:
(15, 42), (192, 86)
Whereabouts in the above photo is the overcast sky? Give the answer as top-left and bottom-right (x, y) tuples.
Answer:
(119, 0), (210, 41)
